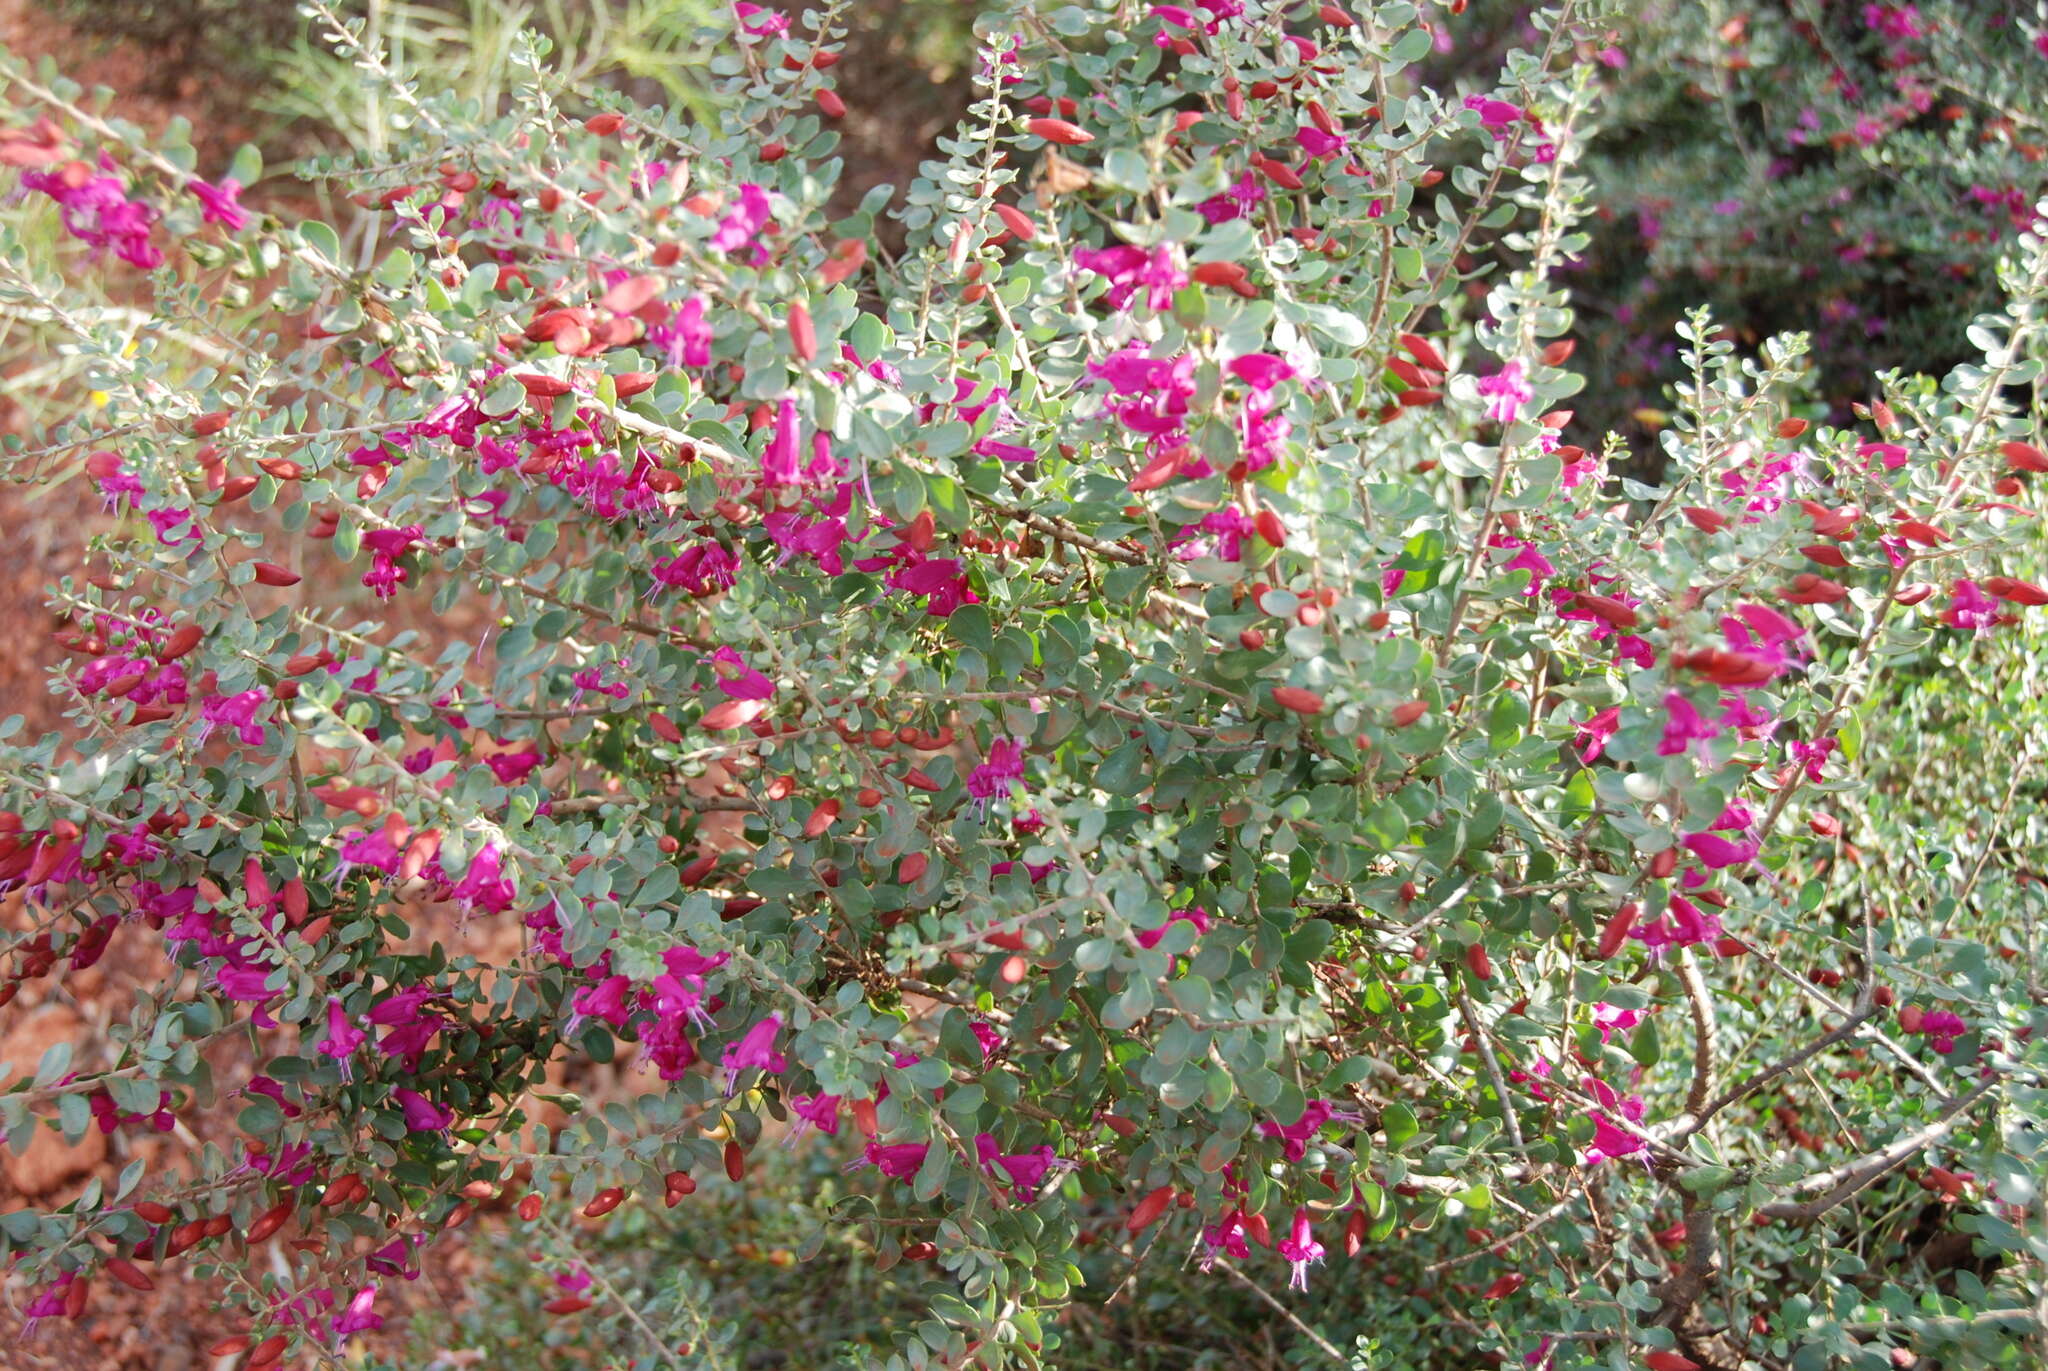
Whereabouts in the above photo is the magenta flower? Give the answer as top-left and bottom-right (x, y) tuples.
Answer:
(967, 738), (1026, 802)
(650, 295), (712, 368)
(1657, 690), (1722, 757)
(1682, 831), (1758, 870)
(855, 1139), (930, 1180)
(651, 541), (738, 598)
(1135, 904), (1213, 950)
(1072, 244), (1187, 311)
(1574, 706), (1619, 763)
(394, 1087), (453, 1133)
(199, 689), (269, 746)
(21, 164), (162, 268)
(331, 1284), (384, 1338)
(450, 844), (517, 916)
(709, 183), (773, 259)
(733, 1), (789, 36)
(1580, 1077), (1647, 1166)
(572, 974), (635, 1028)
(484, 745), (542, 784)
(1464, 95), (1526, 129)
(1943, 579), (2000, 632)
(1196, 172), (1266, 224)
(1278, 1208), (1325, 1290)
(789, 1092), (843, 1137)
(710, 646), (776, 700)
(1225, 353), (1295, 391)
(763, 396), (803, 487)
(722, 1013), (789, 1091)
(1256, 1097), (1362, 1161)
(975, 1133), (1064, 1198)
(1591, 1002), (1642, 1044)
(1295, 125), (1348, 159)
(1197, 1210), (1250, 1271)
(1476, 360), (1534, 424)
(971, 437), (1037, 463)
(1634, 893), (1721, 952)
(319, 997), (368, 1076)
(189, 177), (248, 231)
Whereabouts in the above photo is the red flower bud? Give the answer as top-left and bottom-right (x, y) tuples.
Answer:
(788, 302), (817, 362)
(1126, 1186), (1174, 1232)
(994, 203), (1037, 241)
(105, 1257), (154, 1291)
(2000, 440), (2048, 472)
(1272, 686), (1324, 715)
(1594, 903), (1637, 960)
(1254, 156), (1305, 189)
(1983, 576), (2048, 606)
(158, 624), (203, 661)
(1026, 118), (1094, 145)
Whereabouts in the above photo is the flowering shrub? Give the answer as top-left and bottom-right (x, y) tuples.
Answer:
(1553, 0), (2048, 440)
(1, 2), (2046, 1368)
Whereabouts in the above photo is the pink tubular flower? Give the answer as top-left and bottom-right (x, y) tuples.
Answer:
(709, 183), (773, 260)
(1295, 125), (1348, 159)
(394, 1088), (453, 1133)
(789, 1092), (843, 1137)
(1574, 706), (1619, 763)
(733, 1), (788, 36)
(967, 738), (1026, 802)
(762, 397), (803, 486)
(1278, 1208), (1325, 1290)
(1464, 95), (1526, 129)
(1257, 1098), (1363, 1161)
(1634, 893), (1721, 952)
(1476, 360), (1533, 424)
(1196, 172), (1266, 224)
(1071, 244), (1187, 312)
(1135, 904), (1213, 950)
(709, 646), (775, 700)
(855, 1139), (930, 1180)
(975, 1133), (1064, 1199)
(189, 177), (249, 231)
(1225, 353), (1295, 392)
(318, 997), (368, 1076)
(650, 295), (712, 368)
(22, 162), (162, 267)
(721, 1013), (788, 1091)
(331, 1284), (384, 1339)
(1580, 1077), (1647, 1166)
(1197, 1209), (1250, 1270)
(1943, 579), (2000, 632)
(199, 689), (269, 746)
(1681, 831), (1759, 870)
(1658, 690), (1722, 757)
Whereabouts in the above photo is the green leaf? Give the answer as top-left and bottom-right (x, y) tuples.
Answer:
(1096, 739), (1147, 796)
(299, 220), (342, 263)
(1382, 1102), (1419, 1148)
(1387, 26), (1433, 67)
